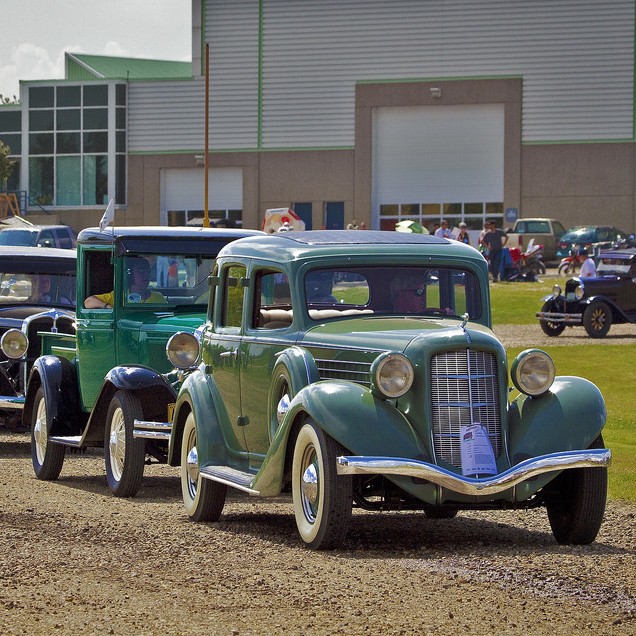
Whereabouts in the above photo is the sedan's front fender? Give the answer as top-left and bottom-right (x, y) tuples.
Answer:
(251, 381), (428, 496)
(509, 376), (606, 465)
(169, 367), (229, 467)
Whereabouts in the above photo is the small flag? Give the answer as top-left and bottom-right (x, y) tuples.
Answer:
(99, 199), (115, 232)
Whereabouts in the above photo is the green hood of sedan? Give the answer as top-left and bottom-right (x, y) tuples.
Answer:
(299, 316), (496, 353)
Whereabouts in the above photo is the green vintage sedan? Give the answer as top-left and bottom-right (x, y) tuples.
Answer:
(169, 230), (610, 549)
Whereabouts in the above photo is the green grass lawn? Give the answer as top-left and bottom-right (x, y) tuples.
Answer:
(507, 341), (636, 503)
(490, 279), (555, 324)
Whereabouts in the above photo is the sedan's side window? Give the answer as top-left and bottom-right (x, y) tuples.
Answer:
(221, 264), (245, 328)
(253, 270), (292, 329)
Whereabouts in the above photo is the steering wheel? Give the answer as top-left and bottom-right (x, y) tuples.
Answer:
(420, 307), (456, 317)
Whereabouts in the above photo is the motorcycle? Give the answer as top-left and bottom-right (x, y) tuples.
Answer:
(558, 248), (583, 276)
(504, 239), (546, 281)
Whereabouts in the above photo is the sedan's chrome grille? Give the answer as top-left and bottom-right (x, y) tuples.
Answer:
(316, 358), (371, 387)
(431, 349), (501, 469)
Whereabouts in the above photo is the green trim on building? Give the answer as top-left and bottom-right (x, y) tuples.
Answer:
(66, 53), (191, 81)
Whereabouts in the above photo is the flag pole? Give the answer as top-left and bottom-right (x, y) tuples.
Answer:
(204, 43), (210, 228)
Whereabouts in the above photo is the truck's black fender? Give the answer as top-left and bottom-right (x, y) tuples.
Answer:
(82, 365), (177, 446)
(23, 355), (86, 436)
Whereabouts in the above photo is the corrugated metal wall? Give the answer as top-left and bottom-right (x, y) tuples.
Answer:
(261, 0), (634, 146)
(128, 0), (259, 153)
(129, 0), (634, 153)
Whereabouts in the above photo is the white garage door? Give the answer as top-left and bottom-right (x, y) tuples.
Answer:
(372, 104), (504, 229)
(160, 167), (243, 225)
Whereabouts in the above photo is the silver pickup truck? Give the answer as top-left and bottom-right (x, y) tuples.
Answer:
(505, 218), (567, 263)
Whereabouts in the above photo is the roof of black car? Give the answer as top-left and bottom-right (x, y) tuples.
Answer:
(77, 226), (261, 245)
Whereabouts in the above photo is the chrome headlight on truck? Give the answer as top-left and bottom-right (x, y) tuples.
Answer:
(1, 329), (29, 360)
(370, 352), (414, 399)
(510, 349), (555, 396)
(166, 332), (200, 369)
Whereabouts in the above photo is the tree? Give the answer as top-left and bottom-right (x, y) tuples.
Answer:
(0, 141), (16, 189)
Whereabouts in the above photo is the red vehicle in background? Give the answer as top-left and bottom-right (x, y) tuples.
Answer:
(558, 249), (583, 277)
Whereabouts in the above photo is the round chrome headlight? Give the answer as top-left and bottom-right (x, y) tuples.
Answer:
(575, 284), (585, 299)
(166, 332), (200, 369)
(510, 349), (555, 396)
(371, 352), (414, 399)
(1, 329), (28, 360)
(551, 284), (562, 298)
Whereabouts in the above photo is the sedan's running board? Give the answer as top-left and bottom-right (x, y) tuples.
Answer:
(337, 448), (611, 497)
(200, 465), (260, 495)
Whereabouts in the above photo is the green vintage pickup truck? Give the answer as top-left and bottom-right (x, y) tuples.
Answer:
(24, 226), (260, 497)
(167, 230), (610, 549)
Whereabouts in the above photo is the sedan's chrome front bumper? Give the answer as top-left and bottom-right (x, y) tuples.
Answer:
(337, 448), (611, 496)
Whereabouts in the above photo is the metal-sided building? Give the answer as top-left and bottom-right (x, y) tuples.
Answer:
(0, 0), (634, 236)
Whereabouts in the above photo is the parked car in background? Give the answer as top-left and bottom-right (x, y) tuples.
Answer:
(505, 218), (567, 262)
(537, 247), (636, 337)
(556, 226), (627, 260)
(24, 226), (261, 497)
(0, 224), (76, 249)
(166, 230), (609, 549)
(0, 247), (76, 428)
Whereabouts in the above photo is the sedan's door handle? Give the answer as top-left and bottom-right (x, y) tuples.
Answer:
(220, 350), (239, 359)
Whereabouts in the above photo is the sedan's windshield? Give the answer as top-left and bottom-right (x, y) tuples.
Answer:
(0, 271), (76, 307)
(303, 266), (481, 320)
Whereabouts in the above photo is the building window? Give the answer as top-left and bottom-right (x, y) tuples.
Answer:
(379, 202), (503, 235)
(25, 82), (126, 207)
(83, 155), (108, 205)
(56, 156), (81, 206)
(29, 157), (54, 205)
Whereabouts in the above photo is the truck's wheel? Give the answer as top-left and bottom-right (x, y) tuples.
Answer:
(583, 301), (612, 338)
(539, 301), (565, 336)
(291, 418), (352, 549)
(545, 435), (607, 545)
(104, 390), (145, 497)
(181, 412), (226, 521)
(31, 387), (65, 480)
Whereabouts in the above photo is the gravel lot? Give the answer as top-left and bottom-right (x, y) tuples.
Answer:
(1, 311), (634, 635)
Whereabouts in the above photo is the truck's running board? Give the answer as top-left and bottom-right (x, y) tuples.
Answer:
(200, 465), (259, 495)
(48, 435), (83, 447)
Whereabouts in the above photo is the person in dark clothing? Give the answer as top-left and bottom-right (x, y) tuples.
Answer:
(482, 221), (508, 282)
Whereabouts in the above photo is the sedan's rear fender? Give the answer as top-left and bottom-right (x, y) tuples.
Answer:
(24, 355), (85, 436)
(251, 381), (428, 496)
(168, 368), (229, 467)
(509, 376), (607, 465)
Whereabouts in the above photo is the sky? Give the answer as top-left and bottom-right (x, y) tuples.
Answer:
(0, 0), (192, 101)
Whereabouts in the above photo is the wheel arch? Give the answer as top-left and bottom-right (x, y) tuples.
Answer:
(84, 365), (177, 446)
(251, 381), (426, 496)
(168, 368), (227, 467)
(24, 355), (85, 436)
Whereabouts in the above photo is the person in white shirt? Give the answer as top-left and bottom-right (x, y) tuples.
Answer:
(434, 220), (451, 239)
(578, 247), (596, 277)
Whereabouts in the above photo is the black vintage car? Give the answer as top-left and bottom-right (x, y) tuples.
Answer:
(537, 248), (636, 338)
(0, 246), (76, 427)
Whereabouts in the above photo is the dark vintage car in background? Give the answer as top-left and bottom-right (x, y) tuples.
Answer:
(555, 225), (627, 260)
(537, 247), (636, 338)
(0, 246), (76, 428)
(161, 230), (609, 549)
